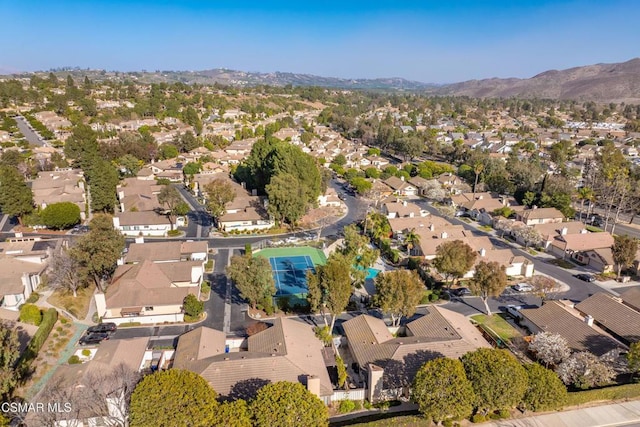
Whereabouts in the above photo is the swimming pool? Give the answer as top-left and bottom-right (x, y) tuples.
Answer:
(365, 267), (381, 280)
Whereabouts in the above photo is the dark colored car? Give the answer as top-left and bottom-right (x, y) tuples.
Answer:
(79, 332), (110, 346)
(87, 322), (117, 334)
(575, 273), (596, 282)
(453, 287), (472, 297)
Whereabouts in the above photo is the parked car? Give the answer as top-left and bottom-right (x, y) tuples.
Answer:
(452, 287), (472, 297)
(512, 283), (534, 292)
(87, 322), (117, 335)
(79, 332), (110, 346)
(575, 273), (596, 282)
(505, 305), (523, 320)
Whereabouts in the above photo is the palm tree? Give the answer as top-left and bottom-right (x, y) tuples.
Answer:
(404, 228), (421, 256)
(577, 187), (594, 223)
(472, 161), (484, 200)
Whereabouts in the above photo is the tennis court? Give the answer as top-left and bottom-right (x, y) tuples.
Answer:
(254, 247), (327, 301)
(269, 255), (316, 296)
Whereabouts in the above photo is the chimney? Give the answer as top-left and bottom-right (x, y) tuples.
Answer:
(429, 224), (435, 232)
(480, 248), (486, 257)
(403, 200), (407, 207)
(441, 231), (448, 239)
(306, 375), (321, 398)
(400, 176), (405, 181)
(585, 315), (594, 327)
(561, 227), (568, 236)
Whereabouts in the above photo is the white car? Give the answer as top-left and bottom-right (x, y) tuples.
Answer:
(513, 283), (534, 292)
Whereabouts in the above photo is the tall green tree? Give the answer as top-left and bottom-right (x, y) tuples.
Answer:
(266, 173), (307, 227)
(522, 363), (567, 412)
(203, 178), (236, 220)
(157, 185), (184, 230)
(227, 255), (276, 313)
(251, 381), (328, 427)
(433, 240), (477, 289)
(412, 358), (476, 424)
(577, 187), (594, 223)
(0, 322), (20, 400)
(129, 369), (218, 427)
(374, 270), (424, 327)
(469, 260), (507, 315)
(89, 160), (119, 212)
(461, 348), (528, 413)
(612, 235), (639, 280)
(71, 214), (125, 291)
(306, 252), (352, 333)
(0, 167), (33, 225)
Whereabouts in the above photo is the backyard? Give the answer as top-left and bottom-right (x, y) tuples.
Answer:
(47, 285), (94, 320)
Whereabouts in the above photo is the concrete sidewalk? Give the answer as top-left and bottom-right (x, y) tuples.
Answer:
(481, 400), (640, 427)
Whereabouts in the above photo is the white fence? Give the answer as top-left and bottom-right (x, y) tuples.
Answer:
(331, 388), (366, 402)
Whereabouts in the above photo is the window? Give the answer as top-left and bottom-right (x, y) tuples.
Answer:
(144, 306), (154, 311)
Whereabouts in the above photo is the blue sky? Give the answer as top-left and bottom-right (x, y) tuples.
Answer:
(1, 0), (639, 83)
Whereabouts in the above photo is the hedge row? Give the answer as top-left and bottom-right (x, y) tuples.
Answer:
(565, 383), (640, 407)
(18, 308), (58, 372)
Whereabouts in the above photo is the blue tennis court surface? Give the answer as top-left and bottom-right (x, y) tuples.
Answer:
(269, 255), (316, 297)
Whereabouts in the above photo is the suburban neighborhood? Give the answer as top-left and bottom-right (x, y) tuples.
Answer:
(2, 65), (640, 427)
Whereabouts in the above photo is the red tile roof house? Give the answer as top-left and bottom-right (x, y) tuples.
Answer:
(94, 240), (207, 325)
(342, 306), (490, 402)
(173, 318), (334, 404)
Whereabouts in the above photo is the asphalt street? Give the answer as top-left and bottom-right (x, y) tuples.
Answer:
(13, 115), (48, 147)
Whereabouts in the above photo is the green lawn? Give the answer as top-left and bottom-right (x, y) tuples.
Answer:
(547, 258), (576, 269)
(471, 313), (522, 342)
(585, 225), (603, 232)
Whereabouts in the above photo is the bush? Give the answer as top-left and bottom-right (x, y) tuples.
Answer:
(339, 400), (356, 413)
(363, 401), (373, 410)
(81, 349), (91, 357)
(41, 202), (81, 230)
(204, 260), (213, 271)
(471, 414), (487, 423)
(26, 292), (40, 304)
(443, 420), (454, 427)
(19, 304), (43, 326)
(167, 229), (181, 237)
(183, 293), (204, 318)
(497, 409), (510, 419)
(119, 322), (141, 327)
(68, 355), (81, 364)
(18, 308), (58, 372)
(314, 326), (333, 346)
(201, 280), (211, 294)
(419, 290), (431, 305)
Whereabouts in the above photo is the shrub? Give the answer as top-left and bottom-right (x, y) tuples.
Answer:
(19, 304), (43, 326)
(201, 280), (211, 294)
(314, 326), (333, 346)
(339, 400), (356, 413)
(497, 409), (510, 419)
(41, 202), (81, 230)
(353, 400), (362, 410)
(18, 308), (58, 371)
(26, 292), (40, 304)
(167, 229), (181, 237)
(183, 294), (204, 318)
(204, 260), (214, 271)
(81, 349), (91, 357)
(471, 414), (487, 423)
(363, 400), (373, 410)
(443, 420), (454, 427)
(68, 355), (81, 364)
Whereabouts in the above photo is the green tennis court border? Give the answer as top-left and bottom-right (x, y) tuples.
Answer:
(254, 246), (327, 266)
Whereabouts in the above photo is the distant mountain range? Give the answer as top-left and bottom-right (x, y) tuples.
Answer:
(429, 58), (640, 103)
(6, 58), (640, 102)
(118, 69), (437, 91)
